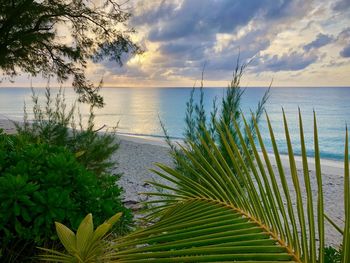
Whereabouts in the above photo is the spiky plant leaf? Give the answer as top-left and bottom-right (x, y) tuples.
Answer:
(106, 212), (122, 226)
(76, 213), (94, 257)
(55, 222), (77, 255)
(111, 112), (349, 262)
(39, 213), (122, 262)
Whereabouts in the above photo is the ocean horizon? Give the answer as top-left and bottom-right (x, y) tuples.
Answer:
(1, 86), (350, 161)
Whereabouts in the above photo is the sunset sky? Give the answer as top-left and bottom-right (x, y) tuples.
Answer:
(4, 0), (350, 88)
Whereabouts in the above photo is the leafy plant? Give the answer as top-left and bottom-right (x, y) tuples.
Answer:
(0, 0), (141, 107)
(43, 111), (349, 262)
(324, 246), (342, 263)
(16, 87), (119, 176)
(39, 213), (122, 263)
(109, 110), (349, 262)
(0, 131), (131, 262)
(162, 61), (270, 184)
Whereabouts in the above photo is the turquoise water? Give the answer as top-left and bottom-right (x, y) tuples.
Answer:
(1, 87), (350, 161)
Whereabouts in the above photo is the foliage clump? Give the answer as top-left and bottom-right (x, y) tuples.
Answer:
(0, 86), (131, 261)
(0, 130), (131, 262)
(16, 87), (118, 176)
(163, 62), (270, 183)
(324, 246), (342, 263)
(0, 0), (142, 106)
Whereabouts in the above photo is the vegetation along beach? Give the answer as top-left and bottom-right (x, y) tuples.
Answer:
(0, 0), (350, 262)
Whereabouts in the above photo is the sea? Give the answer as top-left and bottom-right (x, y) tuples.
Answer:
(1, 86), (350, 161)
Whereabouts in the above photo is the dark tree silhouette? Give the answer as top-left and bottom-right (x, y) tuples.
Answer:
(0, 0), (141, 106)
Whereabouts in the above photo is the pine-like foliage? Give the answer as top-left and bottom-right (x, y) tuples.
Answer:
(0, 0), (142, 107)
(162, 61), (270, 183)
(15, 86), (119, 176)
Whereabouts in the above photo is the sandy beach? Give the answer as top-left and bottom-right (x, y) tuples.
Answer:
(0, 119), (345, 247)
(113, 133), (345, 247)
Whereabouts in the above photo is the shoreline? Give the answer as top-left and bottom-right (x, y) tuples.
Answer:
(117, 132), (345, 175)
(1, 118), (346, 171)
(0, 118), (345, 175)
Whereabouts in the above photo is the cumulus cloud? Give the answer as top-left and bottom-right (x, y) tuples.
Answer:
(337, 28), (350, 58)
(91, 0), (349, 85)
(340, 45), (350, 57)
(158, 40), (209, 61)
(332, 0), (350, 11)
(257, 51), (318, 72)
(133, 0), (311, 42)
(133, 0), (264, 41)
(129, 0), (313, 75)
(338, 27), (350, 40)
(303, 33), (334, 51)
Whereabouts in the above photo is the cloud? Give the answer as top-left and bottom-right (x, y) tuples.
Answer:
(332, 0), (350, 11)
(90, 0), (349, 86)
(256, 51), (318, 72)
(128, 0), (316, 79)
(134, 0), (264, 41)
(340, 44), (350, 57)
(338, 27), (350, 40)
(132, 0), (309, 76)
(132, 1), (180, 25)
(303, 33), (334, 51)
(2, 0), (348, 87)
(336, 27), (350, 58)
(158, 40), (209, 61)
(133, 0), (311, 42)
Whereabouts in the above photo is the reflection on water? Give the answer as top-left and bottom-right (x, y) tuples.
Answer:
(96, 88), (163, 135)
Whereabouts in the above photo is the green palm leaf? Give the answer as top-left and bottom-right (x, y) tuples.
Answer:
(110, 111), (349, 262)
(114, 200), (294, 262)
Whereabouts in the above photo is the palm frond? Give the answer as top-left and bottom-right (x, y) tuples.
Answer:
(111, 111), (349, 262)
(114, 200), (294, 262)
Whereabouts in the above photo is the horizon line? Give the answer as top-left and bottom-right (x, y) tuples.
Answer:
(1, 85), (350, 89)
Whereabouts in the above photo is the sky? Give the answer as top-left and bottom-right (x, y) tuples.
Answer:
(3, 0), (350, 87)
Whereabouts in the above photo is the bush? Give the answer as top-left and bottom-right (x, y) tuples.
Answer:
(324, 246), (342, 263)
(162, 62), (269, 184)
(0, 131), (131, 262)
(16, 87), (119, 176)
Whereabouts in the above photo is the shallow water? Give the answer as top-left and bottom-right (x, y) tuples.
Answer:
(1, 86), (349, 161)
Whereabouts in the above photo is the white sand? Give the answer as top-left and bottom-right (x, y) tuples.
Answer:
(112, 134), (174, 204)
(114, 134), (345, 247)
(0, 119), (345, 246)
(0, 118), (17, 134)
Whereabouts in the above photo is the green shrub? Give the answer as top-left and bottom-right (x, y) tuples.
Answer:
(0, 131), (131, 262)
(162, 62), (269, 184)
(16, 87), (119, 176)
(324, 246), (342, 263)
